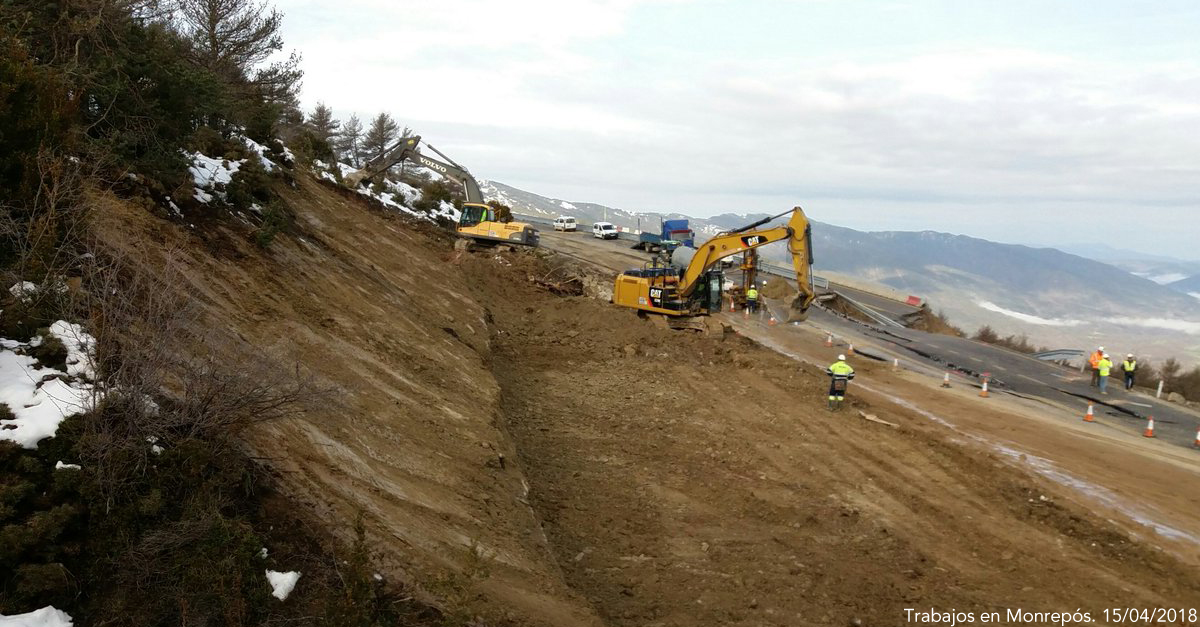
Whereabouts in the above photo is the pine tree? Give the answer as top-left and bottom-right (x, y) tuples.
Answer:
(337, 114), (364, 166)
(177, 0), (285, 77)
(308, 102), (339, 144)
(175, 0), (303, 129)
(362, 112), (399, 162)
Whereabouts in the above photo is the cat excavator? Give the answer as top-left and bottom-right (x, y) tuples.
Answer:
(346, 135), (539, 247)
(612, 206), (816, 324)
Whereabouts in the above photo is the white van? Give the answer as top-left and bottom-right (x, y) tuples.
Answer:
(592, 222), (619, 240)
(553, 216), (577, 231)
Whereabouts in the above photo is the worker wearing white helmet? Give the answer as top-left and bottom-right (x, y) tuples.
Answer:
(825, 354), (855, 411)
(1097, 353), (1113, 395)
(1088, 346), (1105, 387)
(1122, 353), (1138, 390)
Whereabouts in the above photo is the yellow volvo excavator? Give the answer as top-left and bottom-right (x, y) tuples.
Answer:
(613, 207), (816, 322)
(345, 136), (539, 247)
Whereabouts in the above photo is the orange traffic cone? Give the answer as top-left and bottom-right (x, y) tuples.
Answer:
(729, 298), (736, 313)
(824, 332), (833, 347)
(892, 358), (899, 371)
(941, 372), (951, 388)
(768, 313), (777, 326)
(847, 344), (855, 355)
(743, 306), (749, 318)
(1143, 416), (1156, 438)
(1083, 402), (1095, 422)
(1193, 426), (1200, 448)
(979, 381), (989, 398)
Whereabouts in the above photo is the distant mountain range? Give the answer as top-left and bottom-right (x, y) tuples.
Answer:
(1057, 243), (1200, 286)
(480, 180), (1200, 362)
(1169, 274), (1200, 295)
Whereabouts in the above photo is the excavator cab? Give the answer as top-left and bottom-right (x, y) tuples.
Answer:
(458, 203), (492, 228)
(698, 270), (725, 314)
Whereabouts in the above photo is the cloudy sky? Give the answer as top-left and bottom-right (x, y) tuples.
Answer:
(279, 0), (1200, 260)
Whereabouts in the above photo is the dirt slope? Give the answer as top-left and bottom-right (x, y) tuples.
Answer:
(95, 176), (601, 625)
(97, 173), (1200, 625)
(471, 258), (1200, 626)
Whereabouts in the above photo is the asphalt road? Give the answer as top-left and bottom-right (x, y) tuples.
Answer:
(804, 303), (1200, 449)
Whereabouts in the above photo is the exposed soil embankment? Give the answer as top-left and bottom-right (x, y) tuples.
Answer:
(474, 257), (1200, 625)
(99, 172), (1200, 625)
(97, 175), (600, 625)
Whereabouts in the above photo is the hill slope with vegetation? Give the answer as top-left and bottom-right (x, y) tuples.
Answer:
(0, 0), (569, 623)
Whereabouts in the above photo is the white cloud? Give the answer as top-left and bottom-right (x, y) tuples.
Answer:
(279, 1), (1200, 256)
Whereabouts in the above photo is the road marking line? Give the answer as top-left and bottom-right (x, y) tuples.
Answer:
(969, 357), (983, 363)
(1019, 375), (1043, 384)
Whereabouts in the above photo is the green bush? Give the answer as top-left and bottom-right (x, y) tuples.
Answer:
(285, 129), (335, 166)
(412, 179), (460, 215)
(226, 156), (274, 212)
(0, 291), (63, 342)
(254, 200), (292, 249)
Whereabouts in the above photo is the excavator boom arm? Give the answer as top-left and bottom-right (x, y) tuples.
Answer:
(677, 226), (792, 297)
(677, 207), (816, 319)
(347, 135), (484, 203)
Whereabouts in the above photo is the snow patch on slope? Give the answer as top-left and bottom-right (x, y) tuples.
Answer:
(0, 304), (98, 449)
(188, 153), (241, 203)
(266, 570), (301, 600)
(1148, 273), (1188, 285)
(1121, 318), (1200, 335)
(976, 301), (1085, 327)
(0, 606), (74, 626)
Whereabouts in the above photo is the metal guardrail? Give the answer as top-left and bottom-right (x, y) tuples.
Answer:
(1033, 349), (1086, 361)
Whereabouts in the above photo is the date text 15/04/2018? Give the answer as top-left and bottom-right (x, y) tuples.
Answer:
(904, 608), (1198, 625)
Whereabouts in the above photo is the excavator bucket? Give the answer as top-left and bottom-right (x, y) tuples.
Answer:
(786, 295), (811, 323)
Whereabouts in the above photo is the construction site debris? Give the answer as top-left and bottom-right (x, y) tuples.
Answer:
(857, 410), (899, 428)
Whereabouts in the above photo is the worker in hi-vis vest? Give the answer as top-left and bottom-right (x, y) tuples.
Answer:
(1122, 354), (1137, 391)
(1088, 346), (1105, 387)
(1097, 353), (1113, 395)
(745, 285), (759, 313)
(826, 354), (855, 410)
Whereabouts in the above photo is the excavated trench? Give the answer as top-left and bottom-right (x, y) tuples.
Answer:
(472, 254), (1200, 626)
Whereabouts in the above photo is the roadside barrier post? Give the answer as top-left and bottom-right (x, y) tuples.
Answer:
(1157, 380), (1164, 399)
